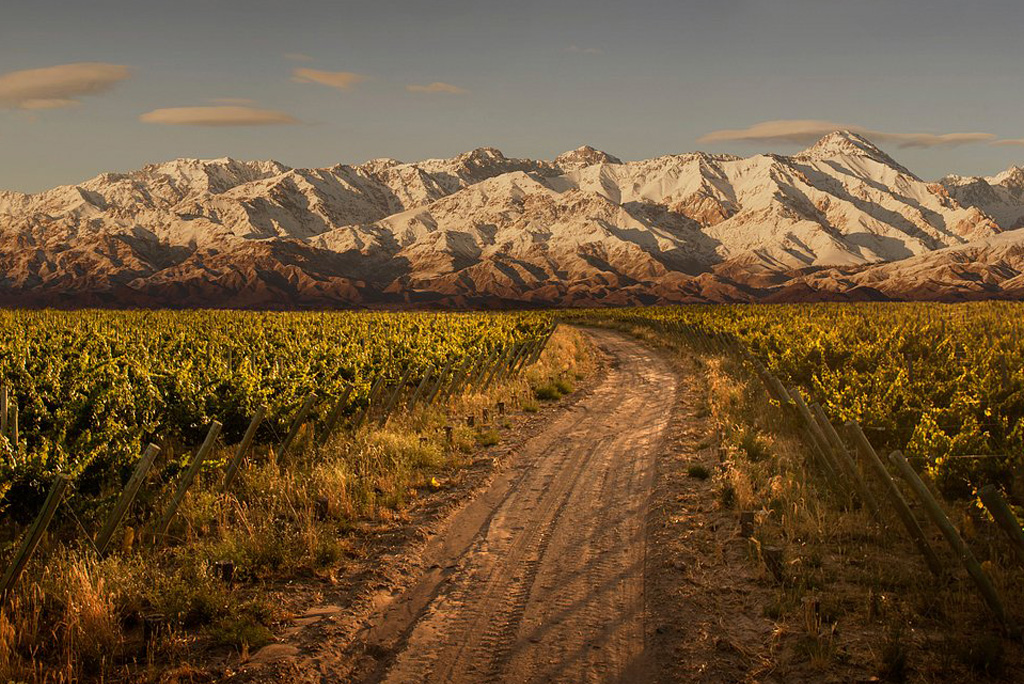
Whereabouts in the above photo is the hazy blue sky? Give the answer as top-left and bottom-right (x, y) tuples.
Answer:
(2, 0), (1023, 191)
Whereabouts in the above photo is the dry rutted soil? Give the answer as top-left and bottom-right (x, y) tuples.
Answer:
(348, 329), (679, 683)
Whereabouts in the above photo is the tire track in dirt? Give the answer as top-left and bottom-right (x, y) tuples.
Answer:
(356, 328), (679, 683)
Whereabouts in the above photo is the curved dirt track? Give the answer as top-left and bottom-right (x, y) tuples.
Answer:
(358, 328), (679, 683)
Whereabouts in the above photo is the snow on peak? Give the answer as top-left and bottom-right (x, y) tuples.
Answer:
(797, 130), (890, 160)
(554, 145), (622, 169)
(455, 147), (507, 164)
(992, 165), (1024, 187)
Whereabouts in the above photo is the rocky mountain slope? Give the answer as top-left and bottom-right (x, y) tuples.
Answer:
(1, 132), (1022, 308)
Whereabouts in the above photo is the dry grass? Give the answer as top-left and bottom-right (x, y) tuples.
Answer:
(0, 326), (595, 682)
(699, 348), (1024, 681)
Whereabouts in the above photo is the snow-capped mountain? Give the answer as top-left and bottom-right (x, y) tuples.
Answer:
(1, 131), (1022, 308)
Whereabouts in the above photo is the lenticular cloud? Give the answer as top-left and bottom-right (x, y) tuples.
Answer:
(0, 62), (132, 110)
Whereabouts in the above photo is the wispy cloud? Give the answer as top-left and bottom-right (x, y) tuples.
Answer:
(291, 68), (368, 91)
(210, 97), (255, 106)
(139, 105), (299, 126)
(565, 44), (603, 55)
(283, 53), (314, 62)
(699, 119), (997, 148)
(991, 138), (1024, 147)
(0, 62), (131, 110)
(406, 81), (468, 95)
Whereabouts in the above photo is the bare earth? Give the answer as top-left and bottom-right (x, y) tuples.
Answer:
(343, 329), (677, 683)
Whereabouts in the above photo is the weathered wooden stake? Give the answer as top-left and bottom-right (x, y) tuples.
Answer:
(153, 420), (223, 543)
(439, 358), (471, 405)
(497, 343), (524, 381)
(739, 511), (755, 538)
(979, 484), (1024, 565)
(279, 394), (317, 459)
(379, 366), (414, 427)
(889, 450), (1010, 625)
(846, 421), (943, 577)
(222, 405), (266, 493)
(788, 389), (842, 485)
(0, 383), (7, 438)
(481, 346), (511, 390)
(9, 403), (18, 454)
(353, 376), (387, 430)
(762, 545), (785, 583)
(468, 350), (498, 392)
(513, 340), (537, 373)
(323, 387), (354, 441)
(406, 369), (434, 412)
(768, 375), (793, 406)
(810, 402), (883, 523)
(1, 474), (70, 604)
(424, 360), (454, 407)
(750, 362), (780, 402)
(96, 443), (161, 555)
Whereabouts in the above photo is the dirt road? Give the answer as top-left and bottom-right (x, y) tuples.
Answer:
(355, 328), (679, 683)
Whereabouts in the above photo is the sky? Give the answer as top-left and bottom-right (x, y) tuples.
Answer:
(2, 0), (1024, 192)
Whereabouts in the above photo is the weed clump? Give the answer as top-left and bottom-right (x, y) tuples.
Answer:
(687, 464), (711, 480)
(476, 429), (500, 447)
(534, 384), (561, 401)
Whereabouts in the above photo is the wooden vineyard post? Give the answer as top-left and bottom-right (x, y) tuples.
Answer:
(888, 451), (1010, 625)
(810, 402), (883, 523)
(424, 360), (454, 407)
(279, 393), (318, 459)
(406, 369), (434, 412)
(441, 356), (474, 404)
(979, 485), (1024, 565)
(513, 339), (537, 373)
(788, 389), (842, 485)
(323, 387), (354, 441)
(514, 339), (536, 372)
(222, 405), (267, 493)
(0, 382), (7, 439)
(481, 346), (510, 391)
(1, 475), (70, 604)
(767, 374), (792, 406)
(496, 343), (523, 382)
(353, 376), (387, 430)
(153, 420), (222, 543)
(465, 350), (495, 394)
(529, 326), (556, 365)
(846, 421), (943, 577)
(750, 362), (781, 402)
(9, 403), (18, 456)
(379, 366), (414, 427)
(449, 353), (481, 401)
(95, 443), (161, 555)
(493, 344), (519, 387)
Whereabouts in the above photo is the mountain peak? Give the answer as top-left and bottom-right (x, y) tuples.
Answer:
(554, 145), (622, 169)
(992, 165), (1024, 187)
(796, 130), (885, 158)
(795, 130), (913, 175)
(455, 147), (507, 164)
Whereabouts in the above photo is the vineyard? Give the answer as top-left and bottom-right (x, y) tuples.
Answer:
(0, 309), (552, 515)
(566, 301), (1024, 499)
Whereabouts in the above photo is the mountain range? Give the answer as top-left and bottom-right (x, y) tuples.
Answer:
(2, 130), (1023, 308)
